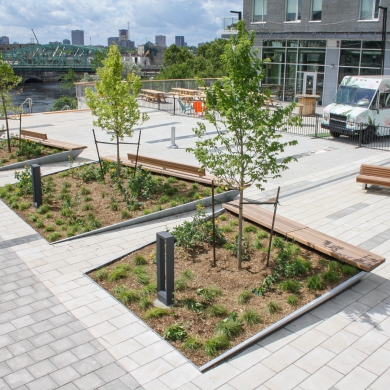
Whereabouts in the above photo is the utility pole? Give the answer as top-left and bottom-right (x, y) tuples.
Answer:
(379, 6), (387, 75)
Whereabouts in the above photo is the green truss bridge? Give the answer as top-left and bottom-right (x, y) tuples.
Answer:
(2, 44), (103, 81)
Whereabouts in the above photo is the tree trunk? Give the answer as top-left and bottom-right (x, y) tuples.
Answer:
(116, 135), (120, 177)
(1, 93), (11, 153)
(237, 187), (244, 270)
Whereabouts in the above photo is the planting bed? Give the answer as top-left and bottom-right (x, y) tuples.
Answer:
(0, 137), (62, 167)
(0, 160), (226, 242)
(89, 210), (360, 366)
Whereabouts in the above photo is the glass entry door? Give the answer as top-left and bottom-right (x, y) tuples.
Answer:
(303, 72), (317, 95)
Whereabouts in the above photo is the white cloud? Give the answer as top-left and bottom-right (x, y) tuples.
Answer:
(0, 0), (242, 46)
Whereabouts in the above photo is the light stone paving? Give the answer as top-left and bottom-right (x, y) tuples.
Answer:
(1, 109), (390, 389)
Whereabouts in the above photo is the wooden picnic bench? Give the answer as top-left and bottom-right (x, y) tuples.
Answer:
(356, 164), (390, 190)
(224, 200), (385, 272)
(20, 129), (87, 151)
(127, 154), (206, 176)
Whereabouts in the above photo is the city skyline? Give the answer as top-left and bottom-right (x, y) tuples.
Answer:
(0, 0), (242, 47)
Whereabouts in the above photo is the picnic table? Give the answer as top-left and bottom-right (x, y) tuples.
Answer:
(172, 88), (200, 96)
(140, 89), (167, 103)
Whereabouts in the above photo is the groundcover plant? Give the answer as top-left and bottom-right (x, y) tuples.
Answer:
(90, 209), (359, 366)
(0, 160), (223, 242)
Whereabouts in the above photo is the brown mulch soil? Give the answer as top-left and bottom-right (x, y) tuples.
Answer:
(0, 142), (62, 167)
(2, 163), (214, 241)
(90, 211), (354, 367)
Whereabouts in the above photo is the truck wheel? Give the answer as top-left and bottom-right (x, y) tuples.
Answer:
(362, 128), (373, 144)
(330, 131), (340, 138)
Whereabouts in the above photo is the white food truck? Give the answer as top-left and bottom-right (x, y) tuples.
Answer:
(321, 75), (390, 144)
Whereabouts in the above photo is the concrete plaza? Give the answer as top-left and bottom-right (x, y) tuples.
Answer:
(0, 108), (390, 389)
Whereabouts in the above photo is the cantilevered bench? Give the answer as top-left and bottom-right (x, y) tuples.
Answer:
(224, 200), (385, 272)
(356, 164), (390, 190)
(20, 129), (87, 151)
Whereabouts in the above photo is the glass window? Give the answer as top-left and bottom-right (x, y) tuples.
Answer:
(340, 50), (361, 66)
(379, 91), (390, 109)
(286, 0), (302, 21)
(361, 50), (382, 67)
(341, 41), (362, 48)
(263, 48), (286, 63)
(263, 40), (286, 47)
(299, 40), (327, 47)
(360, 0), (380, 20)
(363, 41), (382, 49)
(286, 49), (297, 63)
(311, 0), (322, 20)
(333, 86), (375, 107)
(298, 65), (324, 72)
(298, 49), (326, 65)
(284, 64), (296, 101)
(338, 67), (359, 84)
(263, 63), (285, 96)
(287, 40), (299, 47)
(253, 0), (267, 22)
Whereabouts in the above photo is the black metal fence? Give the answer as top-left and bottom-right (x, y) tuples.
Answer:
(138, 96), (390, 152)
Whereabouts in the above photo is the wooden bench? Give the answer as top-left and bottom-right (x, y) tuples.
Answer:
(20, 129), (87, 151)
(224, 200), (385, 272)
(356, 164), (390, 190)
(127, 154), (205, 176)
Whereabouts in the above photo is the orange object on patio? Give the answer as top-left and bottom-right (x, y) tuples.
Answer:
(193, 101), (203, 116)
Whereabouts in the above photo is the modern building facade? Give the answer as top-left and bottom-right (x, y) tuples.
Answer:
(63, 39), (70, 45)
(71, 30), (84, 45)
(243, 0), (390, 105)
(155, 35), (167, 47)
(0, 36), (10, 44)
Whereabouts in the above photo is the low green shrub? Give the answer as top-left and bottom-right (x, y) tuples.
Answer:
(244, 225), (257, 233)
(241, 309), (262, 326)
(80, 187), (91, 195)
(139, 296), (151, 310)
(278, 280), (301, 294)
(328, 261), (341, 272)
(144, 307), (169, 320)
(341, 264), (360, 276)
(238, 290), (253, 304)
(322, 270), (340, 283)
(120, 210), (132, 219)
(94, 268), (108, 280)
(116, 289), (140, 304)
(163, 324), (187, 341)
(267, 301), (282, 314)
(206, 304), (229, 318)
(82, 203), (94, 211)
(204, 335), (230, 357)
(197, 287), (222, 303)
(215, 317), (243, 339)
(306, 275), (324, 290)
(44, 225), (55, 233)
(133, 254), (147, 266)
(108, 265), (131, 281)
(287, 294), (299, 306)
(47, 232), (62, 242)
(37, 205), (50, 215)
(182, 336), (202, 351)
(19, 201), (31, 211)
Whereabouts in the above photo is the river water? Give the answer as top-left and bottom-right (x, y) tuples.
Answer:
(11, 82), (74, 113)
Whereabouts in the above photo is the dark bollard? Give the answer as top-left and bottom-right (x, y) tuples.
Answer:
(156, 231), (174, 306)
(31, 164), (42, 208)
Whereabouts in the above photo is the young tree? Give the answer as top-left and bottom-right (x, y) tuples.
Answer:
(0, 54), (22, 152)
(85, 45), (149, 175)
(188, 21), (300, 270)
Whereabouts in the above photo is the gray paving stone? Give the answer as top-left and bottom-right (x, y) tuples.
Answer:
(49, 350), (79, 369)
(0, 335), (15, 348)
(26, 359), (57, 379)
(0, 323), (16, 336)
(25, 376), (58, 390)
(7, 339), (35, 356)
(98, 379), (131, 390)
(28, 332), (56, 348)
(56, 384), (79, 390)
(50, 365), (81, 387)
(73, 372), (105, 390)
(93, 351), (115, 366)
(49, 313), (74, 328)
(30, 320), (55, 334)
(70, 342), (99, 360)
(0, 378), (10, 390)
(118, 374), (141, 390)
(5, 353), (35, 371)
(3, 368), (35, 389)
(71, 356), (102, 376)
(49, 324), (75, 340)
(27, 345), (57, 363)
(49, 337), (78, 354)
(68, 330), (95, 346)
(11, 305), (35, 318)
(0, 361), (12, 377)
(95, 362), (126, 383)
(29, 309), (55, 323)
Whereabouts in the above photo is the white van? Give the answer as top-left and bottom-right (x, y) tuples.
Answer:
(321, 75), (390, 144)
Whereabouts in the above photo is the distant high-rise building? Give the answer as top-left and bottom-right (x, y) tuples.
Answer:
(0, 36), (10, 44)
(49, 41), (62, 45)
(119, 29), (129, 42)
(71, 30), (84, 45)
(118, 40), (135, 49)
(108, 37), (119, 46)
(155, 35), (166, 47)
(198, 42), (205, 47)
(175, 36), (185, 47)
(63, 39), (70, 45)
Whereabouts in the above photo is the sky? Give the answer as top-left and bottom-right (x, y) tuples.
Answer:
(0, 0), (242, 47)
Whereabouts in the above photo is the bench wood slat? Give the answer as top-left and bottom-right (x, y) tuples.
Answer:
(223, 201), (385, 272)
(127, 153), (205, 176)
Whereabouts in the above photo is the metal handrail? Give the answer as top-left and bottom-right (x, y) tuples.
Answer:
(20, 98), (33, 113)
(60, 105), (71, 111)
